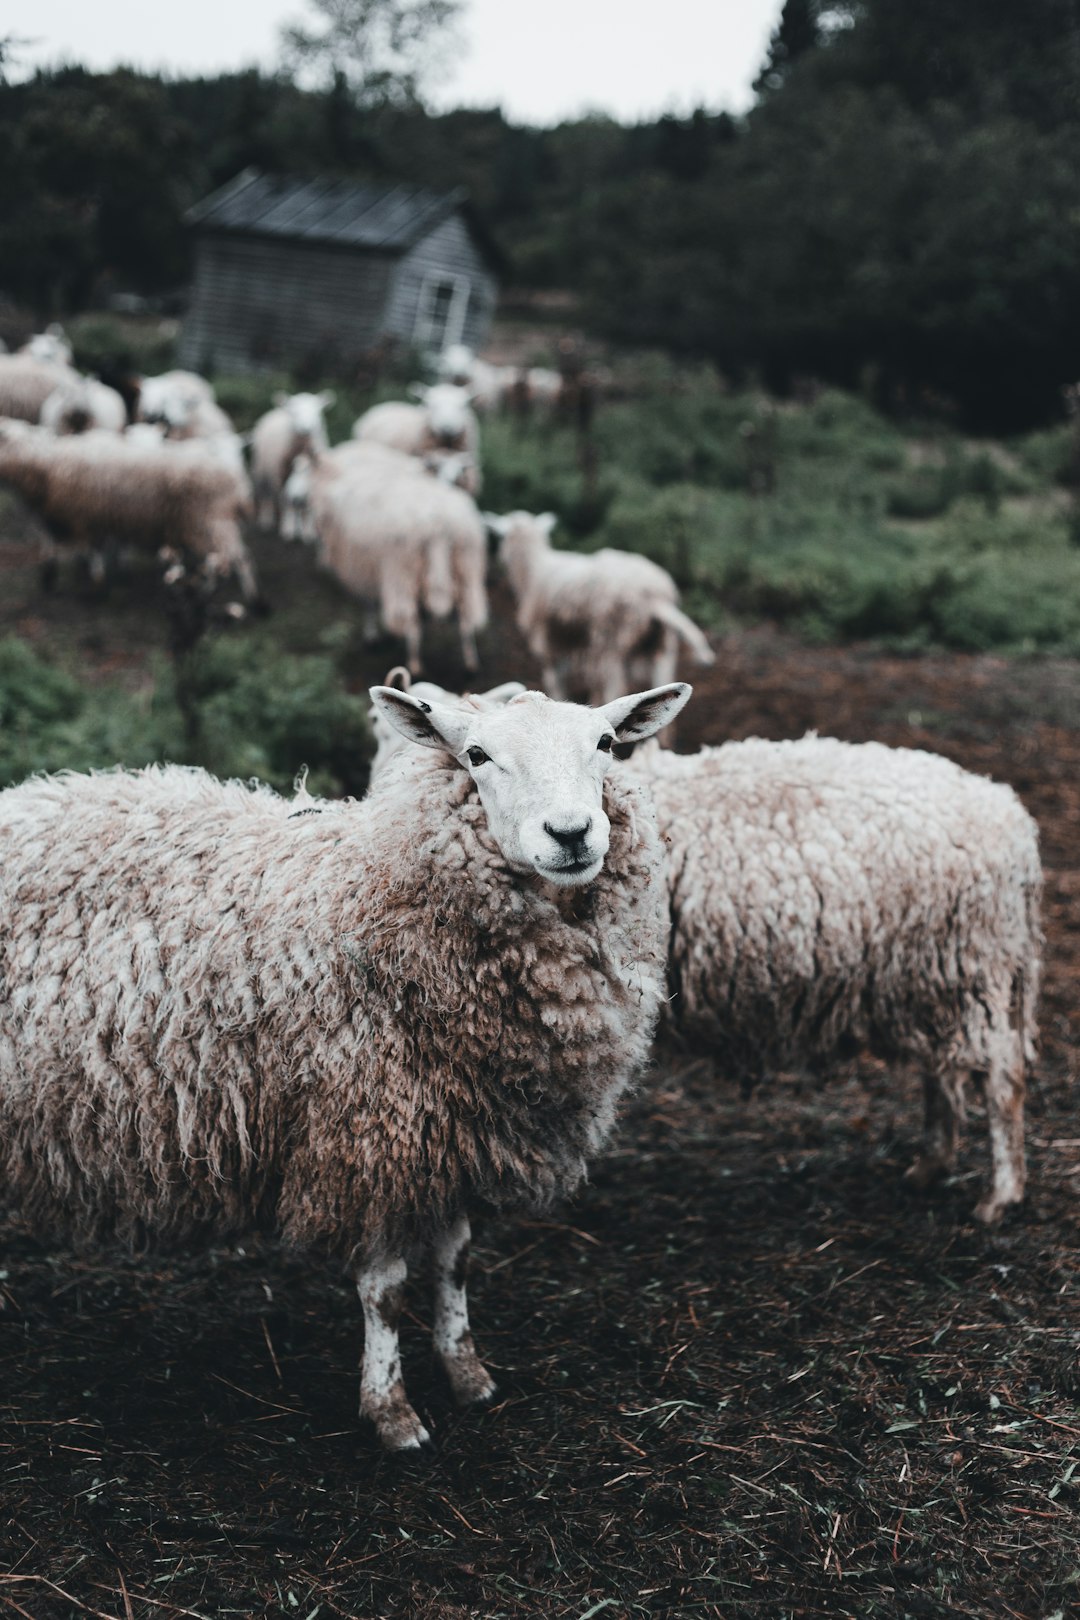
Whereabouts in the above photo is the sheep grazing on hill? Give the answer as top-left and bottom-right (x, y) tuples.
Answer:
(0, 680), (691, 1448)
(0, 420), (257, 601)
(249, 390), (335, 532)
(630, 734), (1043, 1224)
(353, 383), (480, 480)
(40, 375), (128, 436)
(490, 510), (714, 707)
(308, 445), (489, 672)
(0, 354), (78, 423)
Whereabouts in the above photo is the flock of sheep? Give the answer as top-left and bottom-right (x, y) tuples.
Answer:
(0, 330), (1045, 1452)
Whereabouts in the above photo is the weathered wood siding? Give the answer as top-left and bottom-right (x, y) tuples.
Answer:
(383, 215), (498, 352)
(178, 234), (396, 373)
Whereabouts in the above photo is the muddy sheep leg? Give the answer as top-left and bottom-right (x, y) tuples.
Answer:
(356, 1255), (431, 1451)
(905, 1067), (966, 1190)
(432, 1213), (496, 1410)
(974, 1035), (1026, 1225)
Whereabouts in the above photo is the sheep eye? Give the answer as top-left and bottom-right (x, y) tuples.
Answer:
(467, 746), (490, 767)
(596, 733), (613, 753)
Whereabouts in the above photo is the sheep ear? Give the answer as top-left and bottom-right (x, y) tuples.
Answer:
(368, 687), (472, 754)
(383, 665), (412, 692)
(272, 391), (288, 407)
(480, 680), (527, 705)
(482, 511), (509, 536)
(319, 389), (336, 409)
(538, 512), (557, 537)
(407, 383), (429, 402)
(599, 683), (692, 742)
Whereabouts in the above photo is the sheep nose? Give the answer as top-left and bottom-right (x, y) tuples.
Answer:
(544, 818), (592, 848)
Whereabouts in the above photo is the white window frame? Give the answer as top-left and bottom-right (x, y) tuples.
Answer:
(414, 271), (472, 351)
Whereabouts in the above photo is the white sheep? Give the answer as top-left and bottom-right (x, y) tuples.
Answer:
(136, 369), (216, 425)
(629, 734), (1043, 1224)
(19, 324), (74, 366)
(308, 446), (489, 671)
(490, 510), (715, 706)
(353, 384), (480, 479)
(40, 375), (128, 436)
(0, 419), (257, 602)
(0, 353), (78, 423)
(249, 390), (335, 532)
(0, 680), (691, 1448)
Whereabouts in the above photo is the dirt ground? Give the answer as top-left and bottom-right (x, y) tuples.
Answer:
(0, 527), (1078, 1619)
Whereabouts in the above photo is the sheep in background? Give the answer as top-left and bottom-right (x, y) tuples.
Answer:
(307, 444), (488, 671)
(136, 370), (216, 425)
(40, 375), (128, 436)
(19, 324), (74, 366)
(0, 354), (78, 423)
(0, 420), (258, 602)
(490, 510), (714, 707)
(249, 390), (335, 532)
(436, 342), (475, 384)
(0, 681), (691, 1448)
(630, 734), (1042, 1225)
(353, 383), (480, 482)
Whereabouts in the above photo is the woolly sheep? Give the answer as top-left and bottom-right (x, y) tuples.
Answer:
(40, 375), (128, 436)
(491, 510), (715, 707)
(0, 420), (257, 602)
(19, 324), (73, 366)
(249, 391), (335, 532)
(0, 680), (691, 1448)
(0, 354), (78, 423)
(353, 384), (480, 479)
(629, 734), (1043, 1224)
(136, 369), (216, 425)
(308, 446), (489, 672)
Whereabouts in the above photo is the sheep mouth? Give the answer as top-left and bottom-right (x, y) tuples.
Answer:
(534, 855), (602, 886)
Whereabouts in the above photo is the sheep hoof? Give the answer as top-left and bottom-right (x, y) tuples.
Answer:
(361, 1389), (432, 1451)
(448, 1359), (497, 1409)
(973, 1191), (1019, 1226)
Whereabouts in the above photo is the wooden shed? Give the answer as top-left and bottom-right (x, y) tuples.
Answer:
(178, 169), (500, 374)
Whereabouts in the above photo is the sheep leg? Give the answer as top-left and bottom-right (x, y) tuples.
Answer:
(974, 1040), (1026, 1225)
(905, 1068), (966, 1189)
(432, 1214), (496, 1409)
(356, 1256), (431, 1451)
(459, 623), (480, 673)
(404, 621), (423, 676)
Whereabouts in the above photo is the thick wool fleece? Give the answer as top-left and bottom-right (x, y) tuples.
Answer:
(0, 755), (666, 1261)
(631, 735), (1042, 1075)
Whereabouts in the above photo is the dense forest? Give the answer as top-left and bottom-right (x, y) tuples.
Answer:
(2, 0), (1080, 425)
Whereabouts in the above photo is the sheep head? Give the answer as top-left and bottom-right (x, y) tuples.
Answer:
(369, 684), (691, 888)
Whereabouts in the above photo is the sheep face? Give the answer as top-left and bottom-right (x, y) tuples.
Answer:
(277, 391), (334, 451)
(368, 675), (527, 780)
(411, 384), (473, 447)
(370, 684), (691, 888)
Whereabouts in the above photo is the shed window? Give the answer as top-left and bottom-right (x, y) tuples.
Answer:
(414, 273), (471, 350)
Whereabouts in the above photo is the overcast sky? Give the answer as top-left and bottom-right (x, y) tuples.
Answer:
(16, 0), (783, 124)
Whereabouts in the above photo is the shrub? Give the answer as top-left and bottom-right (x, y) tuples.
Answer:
(0, 635), (373, 796)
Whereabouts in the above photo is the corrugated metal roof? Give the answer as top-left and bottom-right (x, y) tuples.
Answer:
(186, 169), (468, 252)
